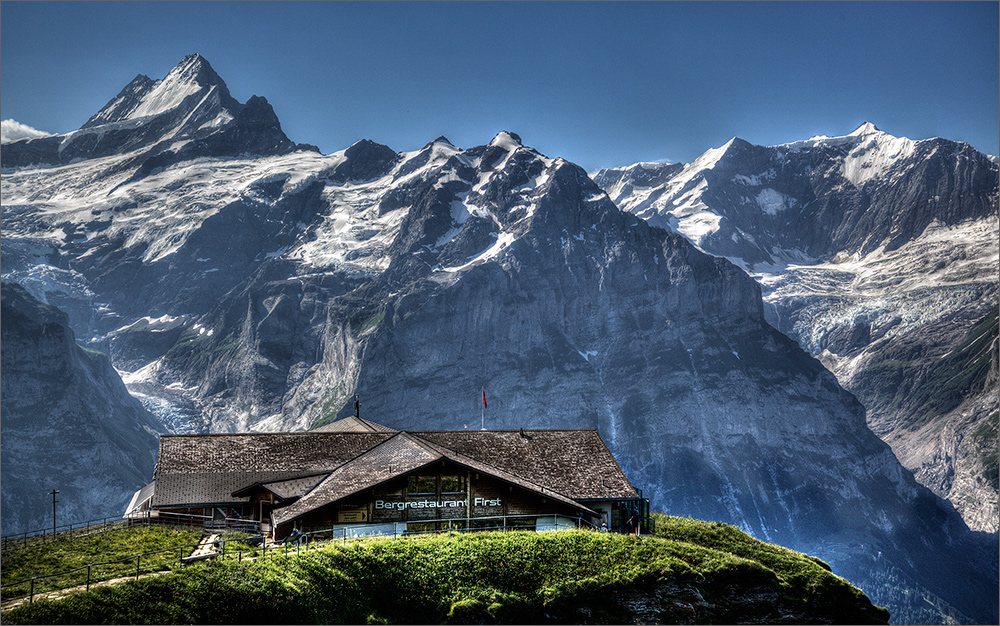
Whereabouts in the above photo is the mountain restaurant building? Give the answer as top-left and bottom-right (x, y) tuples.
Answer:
(125, 416), (649, 538)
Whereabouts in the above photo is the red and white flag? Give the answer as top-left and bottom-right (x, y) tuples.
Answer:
(482, 389), (487, 409)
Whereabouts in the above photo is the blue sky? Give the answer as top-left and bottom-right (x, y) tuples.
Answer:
(2, 2), (997, 170)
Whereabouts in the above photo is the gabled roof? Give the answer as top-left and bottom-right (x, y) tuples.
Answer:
(272, 432), (442, 526)
(154, 471), (309, 508)
(272, 432), (596, 527)
(156, 432), (393, 473)
(311, 415), (398, 433)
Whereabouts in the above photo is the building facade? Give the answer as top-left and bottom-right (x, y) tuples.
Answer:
(125, 416), (648, 538)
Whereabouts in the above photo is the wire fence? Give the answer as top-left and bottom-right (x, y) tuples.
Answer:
(1, 511), (259, 556)
(0, 513), (622, 605)
(1, 516), (130, 556)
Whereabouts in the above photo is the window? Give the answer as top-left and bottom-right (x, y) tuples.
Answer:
(441, 475), (466, 494)
(407, 475), (436, 495)
(406, 474), (466, 495)
(507, 518), (536, 531)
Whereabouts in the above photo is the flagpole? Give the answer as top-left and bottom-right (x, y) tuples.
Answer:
(481, 388), (485, 430)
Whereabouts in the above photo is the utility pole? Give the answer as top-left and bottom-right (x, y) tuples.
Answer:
(49, 489), (60, 535)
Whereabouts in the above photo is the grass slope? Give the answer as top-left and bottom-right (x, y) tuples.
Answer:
(2, 516), (888, 624)
(1, 526), (202, 600)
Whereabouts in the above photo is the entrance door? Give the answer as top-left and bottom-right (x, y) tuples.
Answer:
(260, 501), (273, 533)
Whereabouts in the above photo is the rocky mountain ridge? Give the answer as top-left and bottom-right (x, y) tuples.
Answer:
(593, 125), (999, 533)
(2, 56), (996, 624)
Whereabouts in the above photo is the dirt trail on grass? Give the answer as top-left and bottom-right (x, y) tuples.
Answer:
(0, 570), (173, 611)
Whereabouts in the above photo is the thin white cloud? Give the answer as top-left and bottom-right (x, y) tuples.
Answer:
(1, 119), (52, 144)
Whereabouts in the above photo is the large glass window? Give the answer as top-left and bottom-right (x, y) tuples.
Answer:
(507, 518), (536, 532)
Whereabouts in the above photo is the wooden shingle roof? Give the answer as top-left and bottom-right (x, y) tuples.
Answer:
(231, 473), (330, 501)
(151, 428), (637, 511)
(311, 415), (398, 433)
(415, 430), (638, 500)
(409, 434), (598, 512)
(156, 432), (392, 473)
(152, 432), (392, 507)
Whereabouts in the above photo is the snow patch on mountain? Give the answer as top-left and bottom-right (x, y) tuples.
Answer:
(600, 141), (744, 245)
(289, 144), (467, 274)
(758, 217), (998, 304)
(841, 132), (917, 187)
(756, 188), (792, 215)
(488, 130), (522, 151)
(2, 149), (333, 264)
(126, 68), (204, 121)
(759, 217), (997, 344)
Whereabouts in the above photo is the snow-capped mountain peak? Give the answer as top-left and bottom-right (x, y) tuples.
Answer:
(780, 123), (896, 152)
(1, 54), (306, 170)
(488, 130), (523, 150)
(691, 136), (742, 170)
(423, 136), (456, 150)
(848, 121), (881, 137)
(83, 53), (234, 129)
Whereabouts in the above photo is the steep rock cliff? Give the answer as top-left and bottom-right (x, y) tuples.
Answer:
(0, 283), (163, 534)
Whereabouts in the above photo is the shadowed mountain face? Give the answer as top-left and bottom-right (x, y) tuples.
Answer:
(1, 57), (996, 624)
(0, 283), (163, 535)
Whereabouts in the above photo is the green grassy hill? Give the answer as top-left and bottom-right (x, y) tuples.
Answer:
(2, 515), (888, 624)
(1, 526), (202, 598)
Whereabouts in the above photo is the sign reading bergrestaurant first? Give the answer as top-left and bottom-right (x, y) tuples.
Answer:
(375, 497), (502, 510)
